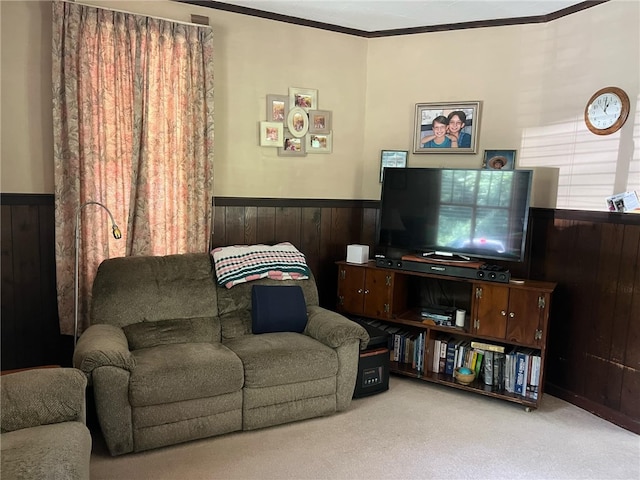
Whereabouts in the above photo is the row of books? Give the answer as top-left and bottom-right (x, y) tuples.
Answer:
(359, 320), (427, 372)
(434, 338), (542, 399)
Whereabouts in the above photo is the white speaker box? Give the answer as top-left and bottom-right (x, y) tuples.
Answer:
(346, 244), (369, 264)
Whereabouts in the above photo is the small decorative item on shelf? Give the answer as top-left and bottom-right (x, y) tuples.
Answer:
(454, 366), (476, 385)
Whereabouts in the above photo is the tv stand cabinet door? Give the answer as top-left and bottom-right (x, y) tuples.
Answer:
(505, 289), (548, 347)
(362, 269), (397, 320)
(337, 264), (366, 315)
(472, 284), (509, 340)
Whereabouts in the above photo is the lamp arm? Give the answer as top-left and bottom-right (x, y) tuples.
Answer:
(74, 201), (122, 348)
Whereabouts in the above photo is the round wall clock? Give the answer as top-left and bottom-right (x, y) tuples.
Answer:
(584, 86), (630, 135)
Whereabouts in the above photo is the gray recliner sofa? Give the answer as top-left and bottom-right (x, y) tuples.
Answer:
(1, 368), (92, 479)
(73, 252), (369, 456)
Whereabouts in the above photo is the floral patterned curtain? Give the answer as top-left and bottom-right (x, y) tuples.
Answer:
(52, 1), (214, 337)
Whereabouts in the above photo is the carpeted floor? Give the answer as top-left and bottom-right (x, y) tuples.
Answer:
(90, 376), (640, 480)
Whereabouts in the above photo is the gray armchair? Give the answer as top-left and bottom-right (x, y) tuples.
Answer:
(1, 368), (92, 480)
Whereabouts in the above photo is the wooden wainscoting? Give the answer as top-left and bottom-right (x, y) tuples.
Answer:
(211, 197), (380, 307)
(532, 209), (640, 434)
(1, 194), (62, 370)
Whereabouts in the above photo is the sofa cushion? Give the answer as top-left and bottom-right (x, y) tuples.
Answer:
(91, 253), (218, 329)
(224, 332), (338, 388)
(123, 317), (220, 350)
(129, 343), (244, 406)
(251, 285), (307, 334)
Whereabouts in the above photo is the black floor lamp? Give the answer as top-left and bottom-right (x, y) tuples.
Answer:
(74, 201), (122, 347)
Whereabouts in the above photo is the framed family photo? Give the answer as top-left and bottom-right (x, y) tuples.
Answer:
(379, 150), (408, 182)
(278, 129), (306, 157)
(482, 149), (516, 170)
(287, 107), (309, 138)
(289, 87), (318, 112)
(266, 94), (288, 122)
(307, 132), (332, 153)
(413, 101), (481, 154)
(308, 110), (332, 134)
(259, 121), (284, 147)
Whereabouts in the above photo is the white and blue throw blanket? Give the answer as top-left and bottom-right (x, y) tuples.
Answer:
(211, 242), (310, 288)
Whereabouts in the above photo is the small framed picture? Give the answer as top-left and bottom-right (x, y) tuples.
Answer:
(380, 150), (408, 182)
(307, 132), (332, 154)
(287, 106), (309, 138)
(482, 149), (516, 170)
(266, 94), (288, 122)
(259, 121), (284, 147)
(278, 129), (306, 157)
(308, 110), (332, 134)
(289, 87), (318, 112)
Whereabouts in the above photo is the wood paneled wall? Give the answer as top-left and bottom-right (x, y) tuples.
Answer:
(532, 210), (640, 434)
(1, 194), (63, 370)
(211, 198), (379, 307)
(2, 194), (638, 433)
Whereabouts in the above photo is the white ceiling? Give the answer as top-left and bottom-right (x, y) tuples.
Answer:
(208, 0), (591, 33)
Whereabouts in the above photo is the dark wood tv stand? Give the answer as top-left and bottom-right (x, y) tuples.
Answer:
(336, 260), (556, 410)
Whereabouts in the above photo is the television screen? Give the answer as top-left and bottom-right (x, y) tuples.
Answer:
(377, 168), (532, 263)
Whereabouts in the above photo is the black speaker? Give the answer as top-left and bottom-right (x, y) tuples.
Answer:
(476, 265), (511, 283)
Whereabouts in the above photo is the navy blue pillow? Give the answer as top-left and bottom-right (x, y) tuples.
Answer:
(251, 285), (308, 334)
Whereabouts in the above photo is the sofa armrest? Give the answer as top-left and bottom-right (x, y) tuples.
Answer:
(1, 368), (87, 433)
(73, 324), (136, 377)
(305, 306), (369, 349)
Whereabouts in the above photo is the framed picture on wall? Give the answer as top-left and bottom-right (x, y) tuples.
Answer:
(482, 149), (516, 170)
(266, 94), (288, 122)
(259, 121), (284, 147)
(308, 110), (332, 134)
(306, 132), (332, 153)
(289, 87), (318, 112)
(380, 150), (408, 182)
(413, 101), (481, 154)
(287, 107), (309, 138)
(278, 129), (306, 156)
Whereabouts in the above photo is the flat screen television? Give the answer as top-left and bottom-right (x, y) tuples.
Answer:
(377, 168), (533, 263)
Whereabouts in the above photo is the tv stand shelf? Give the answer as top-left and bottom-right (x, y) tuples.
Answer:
(336, 260), (556, 410)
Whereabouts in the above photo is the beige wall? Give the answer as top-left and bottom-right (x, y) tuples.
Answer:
(1, 0), (638, 206)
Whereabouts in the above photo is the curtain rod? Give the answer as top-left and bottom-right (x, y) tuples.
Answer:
(62, 0), (211, 28)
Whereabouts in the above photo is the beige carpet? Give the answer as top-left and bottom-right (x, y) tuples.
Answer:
(90, 376), (640, 480)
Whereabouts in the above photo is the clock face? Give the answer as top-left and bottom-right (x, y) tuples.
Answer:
(587, 92), (622, 130)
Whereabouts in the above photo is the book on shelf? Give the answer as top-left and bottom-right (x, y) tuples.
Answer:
(432, 338), (441, 373)
(528, 354), (541, 400)
(453, 339), (466, 369)
(504, 348), (517, 393)
(474, 350), (484, 377)
(406, 333), (416, 365)
(515, 348), (533, 395)
(483, 350), (494, 386)
(470, 341), (505, 353)
(438, 337), (449, 373)
(469, 349), (477, 371)
(415, 332), (426, 372)
(444, 340), (456, 375)
(493, 352), (505, 391)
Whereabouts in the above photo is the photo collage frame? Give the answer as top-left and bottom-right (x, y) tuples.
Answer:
(261, 87), (333, 156)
